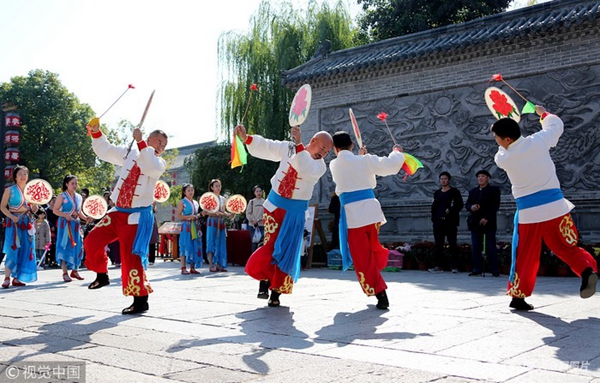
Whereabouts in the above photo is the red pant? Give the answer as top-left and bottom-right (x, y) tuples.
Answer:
(348, 224), (388, 296)
(84, 211), (153, 297)
(508, 213), (597, 298)
(245, 208), (294, 294)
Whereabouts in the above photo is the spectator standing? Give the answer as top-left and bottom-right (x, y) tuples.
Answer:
(429, 171), (464, 274)
(34, 209), (51, 265)
(465, 170), (501, 277)
(246, 185), (265, 252)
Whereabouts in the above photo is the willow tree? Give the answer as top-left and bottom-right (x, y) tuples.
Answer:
(217, 0), (360, 141)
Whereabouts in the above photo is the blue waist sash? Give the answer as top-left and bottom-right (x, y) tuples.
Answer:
(266, 192), (309, 283)
(115, 205), (154, 270)
(338, 189), (376, 271)
(510, 188), (563, 283)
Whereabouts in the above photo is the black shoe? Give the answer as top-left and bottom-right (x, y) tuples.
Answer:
(376, 290), (389, 310)
(509, 298), (534, 311)
(468, 271), (482, 277)
(122, 296), (149, 315)
(257, 280), (270, 299)
(268, 290), (281, 307)
(491, 272), (500, 277)
(87, 273), (110, 290)
(580, 267), (597, 299)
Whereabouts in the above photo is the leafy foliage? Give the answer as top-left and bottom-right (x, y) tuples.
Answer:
(166, 184), (183, 208)
(185, 142), (277, 201)
(191, 1), (361, 201)
(0, 69), (117, 193)
(217, 0), (360, 141)
(357, 0), (513, 41)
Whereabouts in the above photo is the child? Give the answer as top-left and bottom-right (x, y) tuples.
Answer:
(34, 209), (51, 267)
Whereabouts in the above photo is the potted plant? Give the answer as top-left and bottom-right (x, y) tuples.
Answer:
(497, 242), (512, 275)
(458, 243), (472, 272)
(408, 241), (435, 270)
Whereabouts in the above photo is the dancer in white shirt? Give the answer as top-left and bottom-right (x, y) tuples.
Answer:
(85, 123), (167, 314)
(492, 105), (597, 311)
(234, 124), (332, 307)
(329, 131), (404, 309)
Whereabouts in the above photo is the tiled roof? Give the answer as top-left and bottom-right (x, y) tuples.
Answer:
(281, 0), (600, 86)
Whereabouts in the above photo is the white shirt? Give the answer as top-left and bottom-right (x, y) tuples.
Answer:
(246, 135), (326, 212)
(92, 134), (166, 209)
(494, 114), (574, 223)
(330, 149), (405, 228)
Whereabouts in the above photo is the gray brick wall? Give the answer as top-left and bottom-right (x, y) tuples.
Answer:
(299, 19), (600, 245)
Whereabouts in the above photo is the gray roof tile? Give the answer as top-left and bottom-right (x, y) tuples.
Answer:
(282, 0), (600, 86)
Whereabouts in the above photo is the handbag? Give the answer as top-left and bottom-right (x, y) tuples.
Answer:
(252, 228), (262, 243)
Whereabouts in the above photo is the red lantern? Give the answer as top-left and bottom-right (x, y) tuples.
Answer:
(4, 165), (15, 180)
(4, 113), (21, 128)
(4, 130), (20, 146)
(4, 148), (20, 163)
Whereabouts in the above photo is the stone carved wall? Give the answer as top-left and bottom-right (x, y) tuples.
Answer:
(317, 65), (600, 242)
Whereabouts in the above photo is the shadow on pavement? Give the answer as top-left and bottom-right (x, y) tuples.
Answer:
(515, 311), (600, 371)
(165, 307), (312, 374)
(314, 307), (429, 347)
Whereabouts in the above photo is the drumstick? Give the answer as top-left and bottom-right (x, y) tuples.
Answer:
(124, 90), (155, 159)
(377, 111), (398, 146)
(98, 84), (135, 119)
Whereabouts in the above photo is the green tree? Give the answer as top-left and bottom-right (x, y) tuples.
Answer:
(0, 69), (118, 193)
(185, 143), (277, 201)
(193, 0), (359, 202)
(357, 0), (513, 41)
(217, 0), (360, 141)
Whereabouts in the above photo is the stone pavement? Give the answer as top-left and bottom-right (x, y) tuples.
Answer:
(1, 261), (599, 383)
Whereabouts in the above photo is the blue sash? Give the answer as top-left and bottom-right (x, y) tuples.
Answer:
(338, 189), (376, 271)
(115, 205), (154, 270)
(266, 192), (309, 283)
(510, 188), (563, 283)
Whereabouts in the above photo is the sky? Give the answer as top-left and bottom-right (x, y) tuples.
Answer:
(0, 0), (541, 150)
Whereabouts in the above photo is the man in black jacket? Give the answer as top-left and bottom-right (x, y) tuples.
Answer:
(429, 171), (464, 273)
(465, 170), (501, 277)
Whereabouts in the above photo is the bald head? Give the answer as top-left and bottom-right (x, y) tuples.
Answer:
(305, 131), (333, 160)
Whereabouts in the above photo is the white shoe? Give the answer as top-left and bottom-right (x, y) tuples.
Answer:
(428, 267), (443, 273)
(451, 268), (458, 274)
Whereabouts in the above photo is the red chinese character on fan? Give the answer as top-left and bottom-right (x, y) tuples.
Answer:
(86, 200), (103, 216)
(226, 195), (247, 214)
(200, 192), (219, 213)
(154, 183), (167, 200)
(25, 181), (51, 204)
